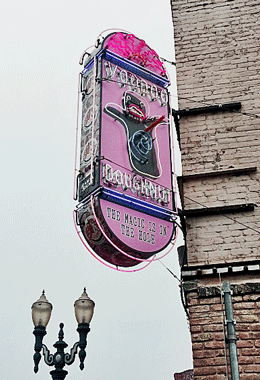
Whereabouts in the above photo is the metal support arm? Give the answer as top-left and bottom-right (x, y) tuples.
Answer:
(33, 325), (46, 373)
(33, 322), (90, 380)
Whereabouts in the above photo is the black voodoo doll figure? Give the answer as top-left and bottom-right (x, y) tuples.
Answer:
(104, 92), (164, 178)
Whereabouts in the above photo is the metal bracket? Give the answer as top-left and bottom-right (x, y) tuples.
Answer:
(225, 318), (236, 326)
(222, 289), (233, 296)
(172, 102), (242, 117)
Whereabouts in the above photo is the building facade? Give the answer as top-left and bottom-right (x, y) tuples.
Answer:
(171, 1), (260, 378)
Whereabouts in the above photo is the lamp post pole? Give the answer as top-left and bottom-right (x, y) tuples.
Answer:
(31, 289), (95, 380)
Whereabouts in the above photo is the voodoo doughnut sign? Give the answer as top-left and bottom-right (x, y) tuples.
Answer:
(75, 31), (177, 269)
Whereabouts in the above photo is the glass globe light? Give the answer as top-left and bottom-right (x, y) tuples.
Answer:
(74, 288), (95, 324)
(31, 291), (53, 327)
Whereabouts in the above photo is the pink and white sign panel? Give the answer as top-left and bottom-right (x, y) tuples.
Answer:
(76, 32), (177, 269)
(100, 199), (173, 253)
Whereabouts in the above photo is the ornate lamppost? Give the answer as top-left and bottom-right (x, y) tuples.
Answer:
(31, 288), (95, 380)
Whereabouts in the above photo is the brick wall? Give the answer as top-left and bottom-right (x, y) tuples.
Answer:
(171, 0), (260, 266)
(171, 0), (260, 378)
(184, 277), (260, 379)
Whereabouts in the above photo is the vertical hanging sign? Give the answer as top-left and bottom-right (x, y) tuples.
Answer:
(75, 32), (177, 268)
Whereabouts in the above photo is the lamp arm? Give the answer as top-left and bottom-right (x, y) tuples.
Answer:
(42, 344), (54, 366)
(33, 325), (46, 373)
(77, 323), (90, 370)
(64, 342), (79, 365)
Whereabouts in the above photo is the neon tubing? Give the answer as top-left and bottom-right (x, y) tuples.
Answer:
(90, 195), (176, 263)
(73, 73), (82, 201)
(73, 210), (154, 272)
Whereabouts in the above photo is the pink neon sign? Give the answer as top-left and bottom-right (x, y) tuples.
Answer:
(75, 31), (177, 269)
(105, 33), (166, 77)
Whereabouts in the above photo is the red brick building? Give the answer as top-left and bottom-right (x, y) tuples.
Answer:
(171, 1), (260, 378)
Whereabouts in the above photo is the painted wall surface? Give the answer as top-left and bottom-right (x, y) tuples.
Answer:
(171, 1), (260, 378)
(171, 0), (260, 267)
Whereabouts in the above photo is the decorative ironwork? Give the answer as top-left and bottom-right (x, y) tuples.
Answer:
(33, 322), (90, 380)
(42, 344), (54, 365)
(64, 342), (79, 365)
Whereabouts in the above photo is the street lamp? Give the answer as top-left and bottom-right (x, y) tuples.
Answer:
(32, 288), (95, 380)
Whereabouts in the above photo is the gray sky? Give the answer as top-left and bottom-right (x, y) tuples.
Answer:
(0, 0), (192, 379)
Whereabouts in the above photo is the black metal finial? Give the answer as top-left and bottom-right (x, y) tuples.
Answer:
(58, 323), (64, 341)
